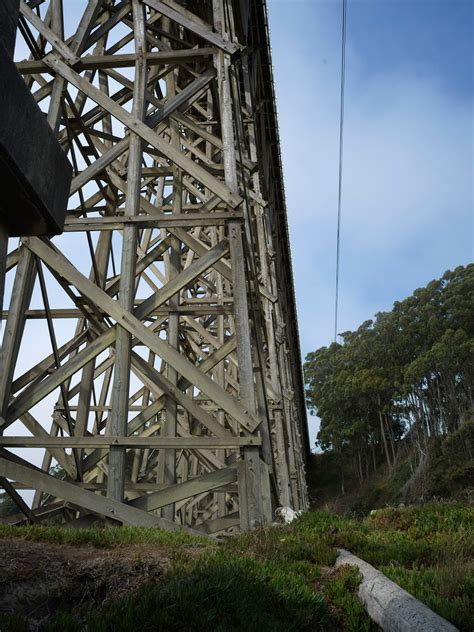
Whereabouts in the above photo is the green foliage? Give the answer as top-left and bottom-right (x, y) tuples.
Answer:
(299, 503), (473, 630)
(44, 546), (339, 632)
(310, 420), (474, 514)
(304, 264), (474, 487)
(227, 522), (337, 567)
(35, 516), (372, 631)
(379, 564), (473, 629)
(0, 613), (29, 632)
(0, 524), (210, 549)
(81, 553), (330, 632)
(421, 419), (474, 499)
(325, 567), (375, 632)
(3, 504), (471, 630)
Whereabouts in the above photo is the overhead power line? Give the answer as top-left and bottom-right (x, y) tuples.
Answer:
(334, 0), (347, 343)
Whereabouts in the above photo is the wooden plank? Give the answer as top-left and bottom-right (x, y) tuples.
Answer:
(260, 459), (273, 524)
(105, 235), (171, 297)
(0, 437), (262, 448)
(0, 476), (37, 523)
(196, 511), (240, 535)
(16, 48), (215, 74)
(168, 227), (233, 281)
(0, 248), (36, 420)
(145, 67), (216, 128)
(134, 239), (229, 320)
(62, 211), (243, 231)
(20, 411), (76, 478)
(214, 3), (264, 529)
(11, 330), (88, 395)
(173, 111), (257, 172)
(5, 329), (115, 426)
(108, 0), (147, 503)
(82, 0), (131, 51)
(129, 467), (238, 511)
(1, 305), (233, 319)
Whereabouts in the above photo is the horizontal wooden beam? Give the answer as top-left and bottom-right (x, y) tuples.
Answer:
(196, 512), (240, 535)
(16, 47), (215, 74)
(129, 466), (238, 511)
(0, 436), (261, 448)
(9, 481), (238, 492)
(1, 305), (233, 319)
(63, 211), (243, 231)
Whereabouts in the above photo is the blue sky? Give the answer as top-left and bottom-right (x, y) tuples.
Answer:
(267, 0), (474, 446)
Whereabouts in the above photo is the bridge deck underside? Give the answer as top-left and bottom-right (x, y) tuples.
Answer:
(0, 0), (309, 534)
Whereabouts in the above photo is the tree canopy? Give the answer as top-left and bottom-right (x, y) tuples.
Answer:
(304, 264), (474, 484)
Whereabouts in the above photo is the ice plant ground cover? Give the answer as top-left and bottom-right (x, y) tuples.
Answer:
(0, 501), (472, 631)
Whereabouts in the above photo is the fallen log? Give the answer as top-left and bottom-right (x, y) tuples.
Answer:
(335, 549), (458, 632)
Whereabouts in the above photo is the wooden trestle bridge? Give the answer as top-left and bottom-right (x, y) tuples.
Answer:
(0, 0), (309, 534)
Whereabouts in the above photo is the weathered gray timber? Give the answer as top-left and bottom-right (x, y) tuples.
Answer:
(336, 549), (459, 632)
(0, 0), (309, 533)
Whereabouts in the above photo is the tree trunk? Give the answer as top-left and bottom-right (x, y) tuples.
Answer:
(358, 450), (363, 483)
(385, 412), (397, 463)
(378, 400), (392, 471)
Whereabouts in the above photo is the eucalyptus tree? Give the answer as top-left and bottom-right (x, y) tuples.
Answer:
(304, 264), (474, 487)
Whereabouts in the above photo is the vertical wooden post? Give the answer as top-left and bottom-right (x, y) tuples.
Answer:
(160, 46), (182, 520)
(107, 0), (147, 503)
(213, 0), (267, 529)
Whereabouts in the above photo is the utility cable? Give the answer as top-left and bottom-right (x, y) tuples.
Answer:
(334, 0), (347, 343)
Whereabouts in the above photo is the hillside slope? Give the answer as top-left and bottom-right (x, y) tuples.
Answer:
(0, 503), (472, 631)
(307, 419), (474, 515)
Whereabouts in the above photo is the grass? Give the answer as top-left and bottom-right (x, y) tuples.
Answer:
(0, 518), (372, 631)
(0, 502), (471, 630)
(52, 553), (332, 632)
(294, 502), (474, 630)
(38, 536), (373, 632)
(0, 523), (211, 548)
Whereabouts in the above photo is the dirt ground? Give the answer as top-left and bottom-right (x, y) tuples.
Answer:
(0, 538), (172, 630)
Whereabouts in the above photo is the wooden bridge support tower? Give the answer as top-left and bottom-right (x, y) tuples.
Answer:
(0, 0), (309, 534)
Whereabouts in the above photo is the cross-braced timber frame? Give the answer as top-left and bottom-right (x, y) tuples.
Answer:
(0, 0), (309, 534)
